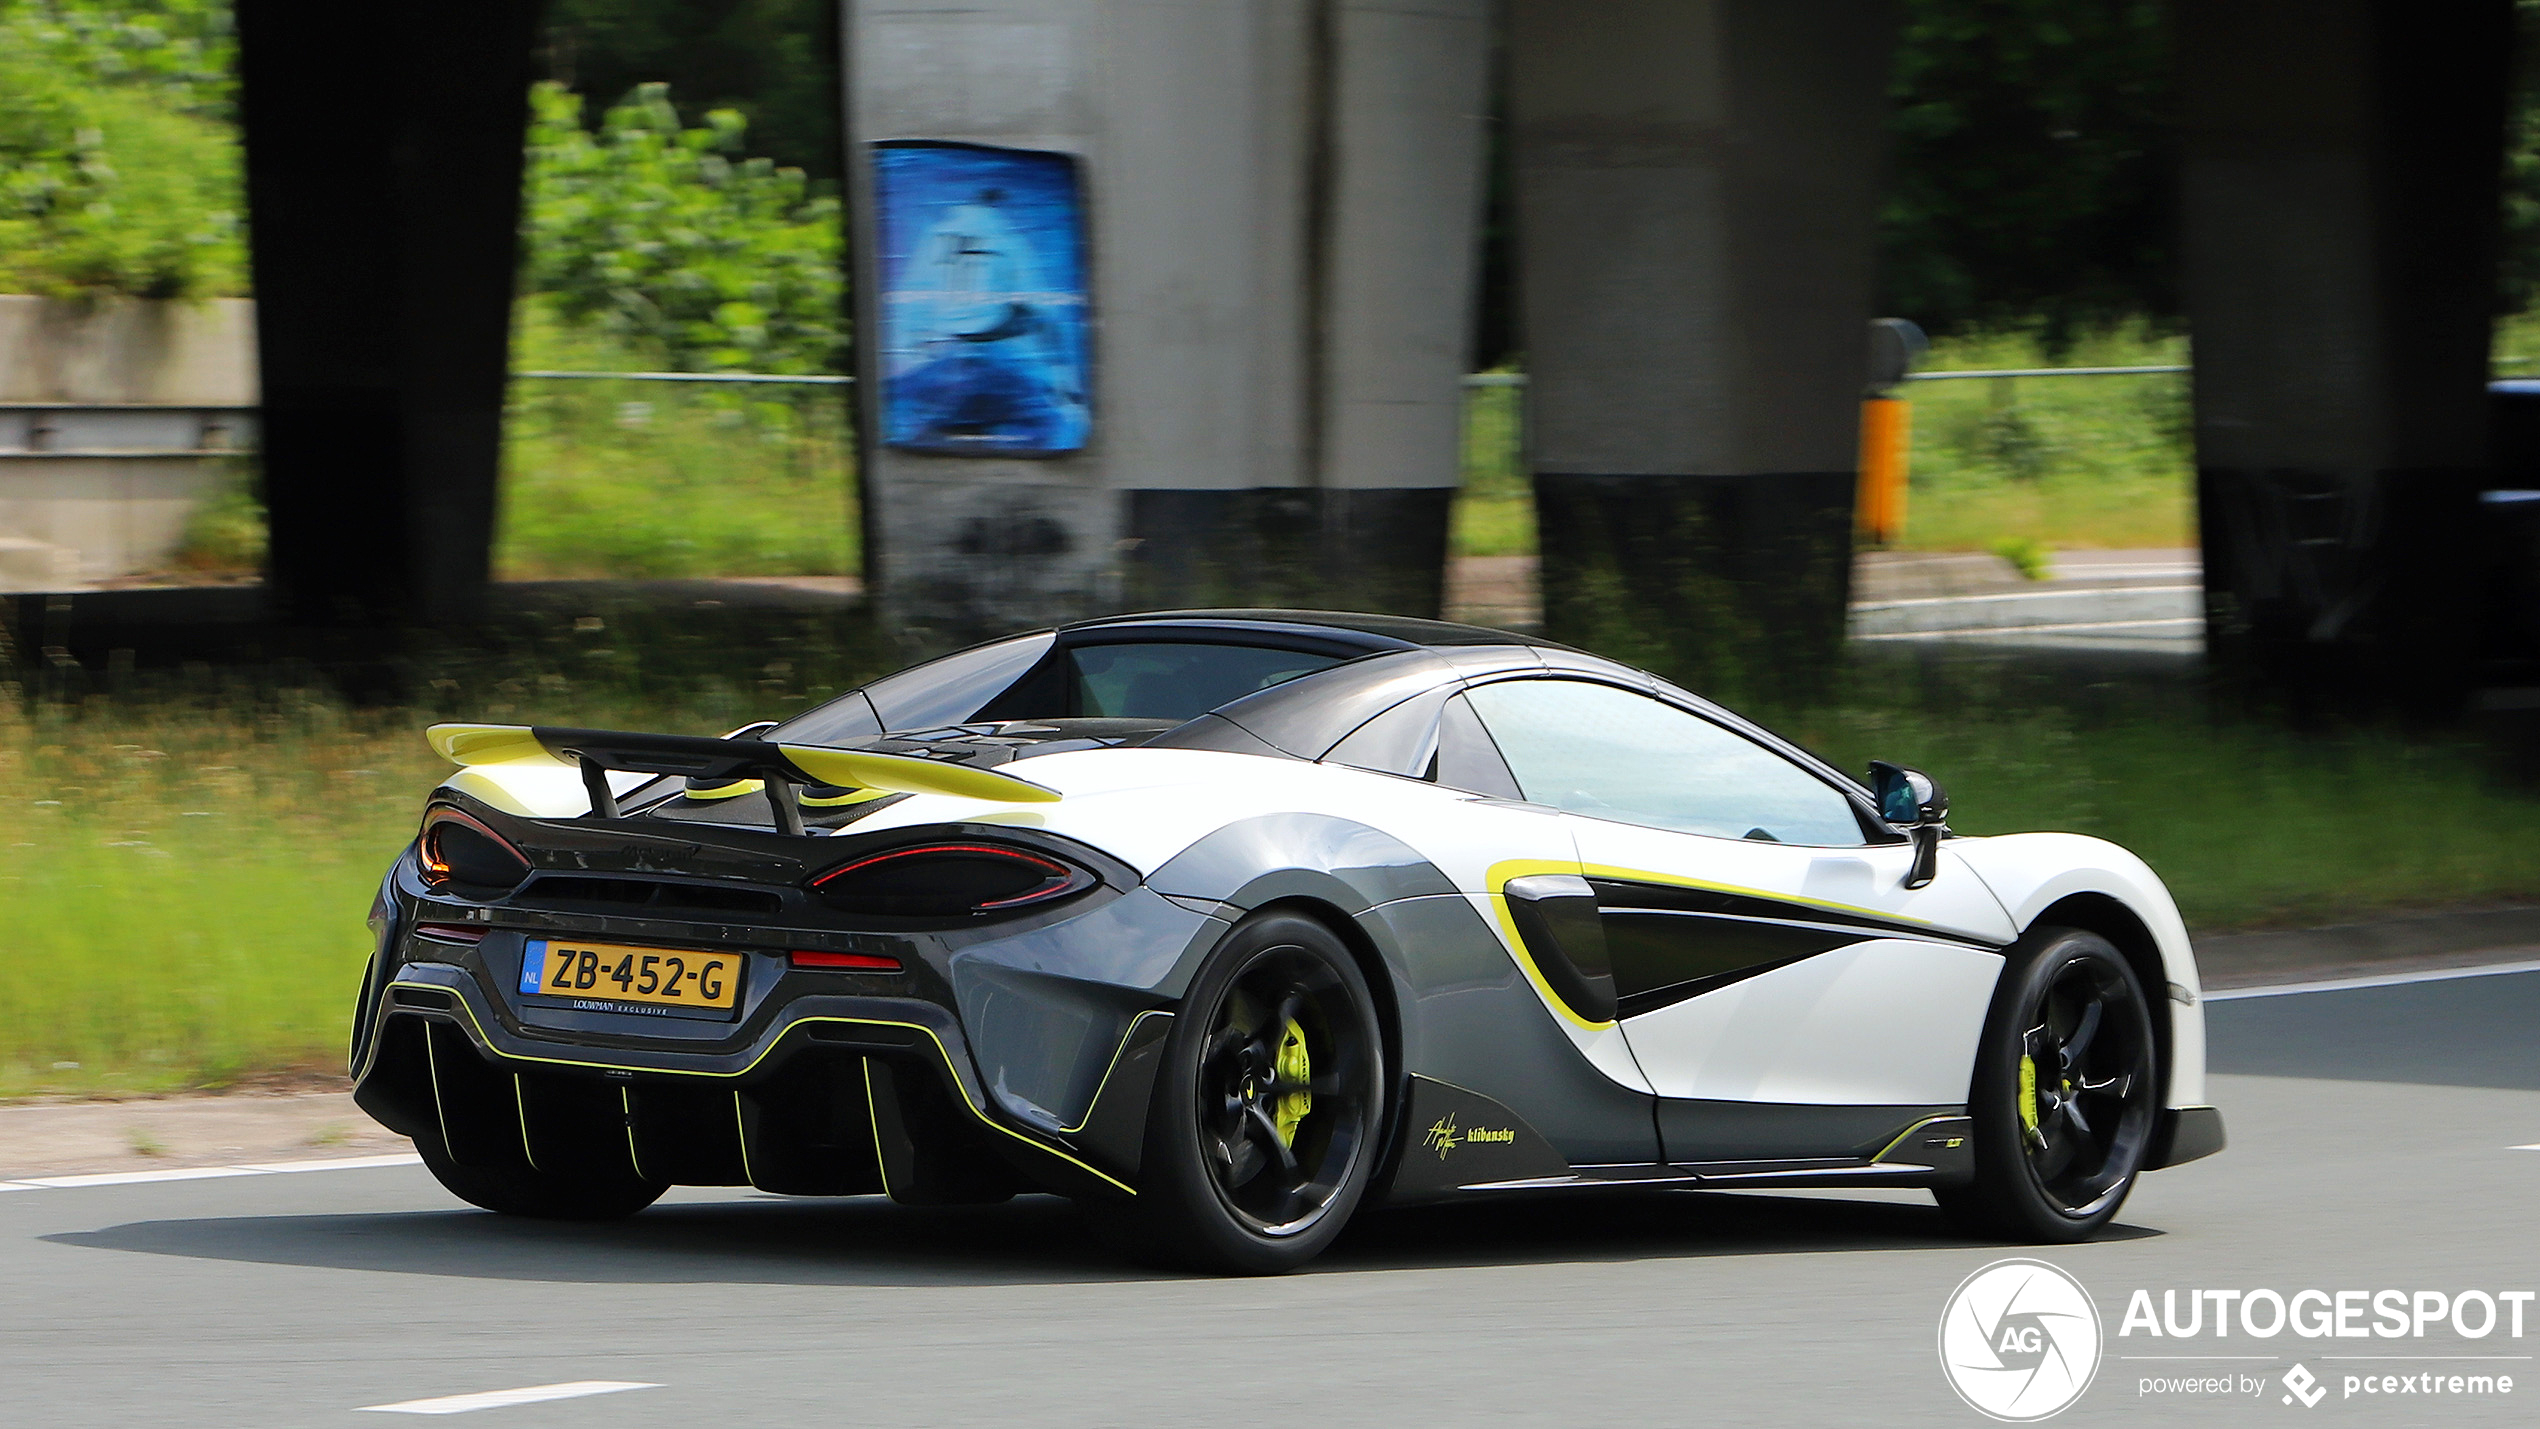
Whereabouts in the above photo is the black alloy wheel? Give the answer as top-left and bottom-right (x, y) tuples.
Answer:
(1940, 927), (2158, 1242)
(1124, 910), (1385, 1273)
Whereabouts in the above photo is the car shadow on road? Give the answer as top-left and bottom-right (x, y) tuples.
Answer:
(43, 1187), (2158, 1288)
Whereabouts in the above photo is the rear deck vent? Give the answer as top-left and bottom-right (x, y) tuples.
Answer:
(519, 875), (784, 918)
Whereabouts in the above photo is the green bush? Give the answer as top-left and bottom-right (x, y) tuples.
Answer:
(1989, 535), (2051, 580)
(0, 0), (245, 299)
(170, 455), (265, 574)
(522, 81), (844, 374)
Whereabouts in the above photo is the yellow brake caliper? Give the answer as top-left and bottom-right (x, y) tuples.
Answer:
(1272, 1018), (1313, 1146)
(2018, 1053), (2043, 1148)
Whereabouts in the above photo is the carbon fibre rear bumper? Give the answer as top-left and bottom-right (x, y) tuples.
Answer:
(355, 960), (1166, 1201)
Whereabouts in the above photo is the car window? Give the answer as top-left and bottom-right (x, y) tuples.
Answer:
(778, 632), (1057, 740)
(1463, 679), (1865, 845)
(1321, 688), (1449, 777)
(1435, 692), (1522, 799)
(1071, 643), (1342, 719)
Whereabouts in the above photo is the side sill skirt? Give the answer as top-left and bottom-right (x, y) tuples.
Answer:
(1459, 1116), (1978, 1193)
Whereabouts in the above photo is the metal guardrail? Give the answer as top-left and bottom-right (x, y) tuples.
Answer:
(1900, 364), (2187, 381)
(0, 402), (260, 458)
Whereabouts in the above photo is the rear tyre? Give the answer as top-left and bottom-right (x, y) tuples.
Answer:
(1123, 910), (1386, 1274)
(1938, 927), (2159, 1243)
(418, 1140), (667, 1221)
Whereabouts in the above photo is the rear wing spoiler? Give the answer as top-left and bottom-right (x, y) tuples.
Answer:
(425, 724), (1059, 835)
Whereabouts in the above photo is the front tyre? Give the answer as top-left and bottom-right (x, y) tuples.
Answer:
(1939, 927), (2159, 1243)
(1127, 910), (1386, 1273)
(418, 1140), (667, 1221)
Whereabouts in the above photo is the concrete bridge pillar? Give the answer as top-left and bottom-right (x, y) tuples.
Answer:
(843, 0), (1491, 649)
(1506, 0), (1895, 694)
(235, 1), (542, 627)
(2179, 0), (2514, 714)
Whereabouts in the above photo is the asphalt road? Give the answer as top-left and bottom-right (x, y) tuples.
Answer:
(7, 969), (2539, 1428)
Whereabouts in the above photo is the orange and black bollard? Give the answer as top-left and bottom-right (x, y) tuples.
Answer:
(1856, 395), (1911, 546)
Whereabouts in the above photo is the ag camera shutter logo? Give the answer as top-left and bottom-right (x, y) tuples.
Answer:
(1939, 1259), (2104, 1421)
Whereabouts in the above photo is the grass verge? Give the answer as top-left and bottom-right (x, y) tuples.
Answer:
(1890, 323), (2195, 552)
(4, 641), (2534, 1098)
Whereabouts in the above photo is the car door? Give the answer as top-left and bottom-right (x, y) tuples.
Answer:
(1460, 676), (2019, 1164)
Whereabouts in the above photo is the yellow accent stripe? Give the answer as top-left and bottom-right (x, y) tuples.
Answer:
(427, 724), (566, 767)
(862, 1058), (892, 1200)
(1871, 1114), (1959, 1163)
(512, 1073), (538, 1172)
(621, 1086), (644, 1181)
(387, 980), (1132, 1195)
(1481, 858), (1616, 1032)
(440, 768), (554, 817)
(681, 778), (764, 802)
(800, 786), (894, 809)
(1055, 1011), (1172, 1135)
(776, 744), (1061, 804)
(662, 778), (891, 807)
(732, 1091), (756, 1189)
(423, 1023), (457, 1157)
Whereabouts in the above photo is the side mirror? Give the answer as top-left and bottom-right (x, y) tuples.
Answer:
(1868, 760), (1949, 889)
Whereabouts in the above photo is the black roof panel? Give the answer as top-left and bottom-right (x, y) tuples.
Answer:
(1063, 608), (1573, 651)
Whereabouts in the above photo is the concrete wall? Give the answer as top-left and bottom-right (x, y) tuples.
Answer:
(845, 0), (1490, 648)
(0, 297), (258, 406)
(0, 297), (259, 588)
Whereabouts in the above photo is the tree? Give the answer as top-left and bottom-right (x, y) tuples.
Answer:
(1879, 0), (2177, 341)
(521, 81), (844, 373)
(0, 0), (245, 299)
(541, 0), (840, 180)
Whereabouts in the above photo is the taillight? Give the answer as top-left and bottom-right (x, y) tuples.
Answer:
(809, 842), (1093, 918)
(413, 923), (490, 944)
(790, 950), (903, 972)
(418, 808), (531, 894)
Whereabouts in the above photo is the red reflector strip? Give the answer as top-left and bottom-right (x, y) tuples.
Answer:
(413, 923), (489, 944)
(789, 950), (903, 972)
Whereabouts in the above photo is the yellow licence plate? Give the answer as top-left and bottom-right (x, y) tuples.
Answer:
(522, 938), (742, 1012)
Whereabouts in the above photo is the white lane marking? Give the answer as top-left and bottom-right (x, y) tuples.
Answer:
(359, 1382), (660, 1415)
(0, 1151), (422, 1191)
(1852, 618), (2204, 641)
(2510, 1144), (2540, 1153)
(1852, 584), (2202, 611)
(238, 1152), (425, 1174)
(2205, 958), (2540, 1002)
(20, 1166), (266, 1189)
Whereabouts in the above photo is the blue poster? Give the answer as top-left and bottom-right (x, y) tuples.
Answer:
(872, 141), (1091, 457)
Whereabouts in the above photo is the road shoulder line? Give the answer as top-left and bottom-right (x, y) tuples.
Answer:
(2203, 957), (2540, 1001)
(0, 1150), (421, 1192)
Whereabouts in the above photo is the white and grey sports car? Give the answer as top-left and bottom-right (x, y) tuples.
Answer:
(351, 609), (2222, 1272)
